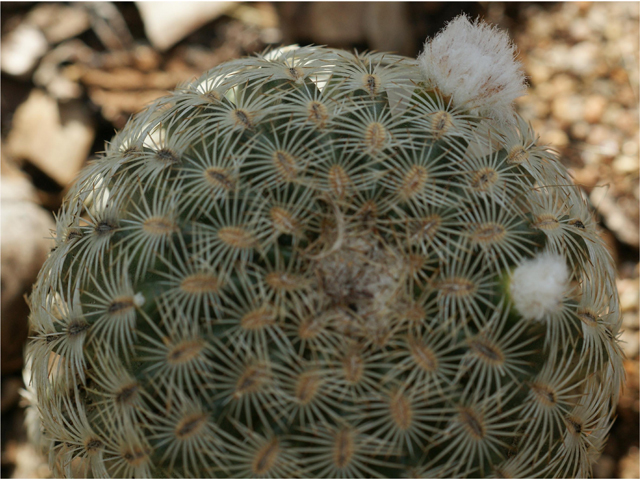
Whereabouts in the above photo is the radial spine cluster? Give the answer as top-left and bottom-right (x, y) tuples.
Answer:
(27, 16), (623, 479)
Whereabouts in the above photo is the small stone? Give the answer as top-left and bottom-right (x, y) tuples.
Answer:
(4, 439), (51, 479)
(570, 164), (599, 187)
(27, 3), (90, 44)
(600, 139), (621, 158)
(570, 121), (591, 140)
(1, 23), (48, 77)
(550, 73), (578, 96)
(551, 94), (584, 125)
(583, 95), (608, 124)
(590, 187), (640, 247)
(540, 127), (569, 148)
(133, 44), (162, 72)
(622, 141), (638, 156)
(587, 125), (616, 147)
(568, 18), (591, 42)
(546, 45), (573, 72)
(526, 59), (552, 85)
(622, 312), (639, 333)
(620, 446), (640, 479)
(136, 1), (235, 51)
(619, 328), (639, 359)
(614, 111), (638, 136)
(618, 278), (640, 313)
(568, 41), (601, 76)
(613, 155), (640, 175)
(0, 157), (55, 375)
(6, 89), (94, 187)
(610, 66), (630, 85)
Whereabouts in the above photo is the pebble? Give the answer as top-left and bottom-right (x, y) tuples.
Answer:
(587, 125), (615, 147)
(27, 3), (90, 44)
(5, 89), (94, 187)
(599, 139), (621, 158)
(622, 141), (638, 156)
(568, 18), (592, 42)
(618, 278), (640, 313)
(551, 94), (584, 125)
(613, 155), (639, 175)
(590, 187), (640, 247)
(583, 95), (608, 124)
(1, 23), (48, 77)
(620, 447), (640, 479)
(526, 59), (552, 85)
(539, 126), (569, 148)
(0, 159), (55, 376)
(570, 121), (591, 140)
(569, 41), (599, 76)
(136, 1), (236, 51)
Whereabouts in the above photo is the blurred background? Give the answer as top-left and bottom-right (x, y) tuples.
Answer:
(1, 2), (637, 478)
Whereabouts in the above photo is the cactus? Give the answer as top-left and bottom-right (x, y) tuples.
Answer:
(27, 15), (624, 478)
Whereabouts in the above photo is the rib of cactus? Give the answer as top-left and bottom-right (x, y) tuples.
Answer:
(27, 19), (623, 479)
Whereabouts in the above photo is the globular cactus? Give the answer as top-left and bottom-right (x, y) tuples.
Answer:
(27, 15), (624, 478)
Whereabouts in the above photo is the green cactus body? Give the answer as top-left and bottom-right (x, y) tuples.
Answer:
(28, 20), (623, 479)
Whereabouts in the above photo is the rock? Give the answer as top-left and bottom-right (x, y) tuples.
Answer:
(135, 2), (235, 51)
(613, 155), (640, 175)
(87, 88), (169, 127)
(539, 126), (569, 148)
(568, 41), (600, 76)
(0, 156), (55, 376)
(551, 94), (584, 125)
(3, 440), (50, 479)
(570, 164), (599, 187)
(618, 278), (640, 314)
(620, 447), (640, 479)
(570, 121), (591, 140)
(526, 58), (552, 85)
(5, 89), (94, 187)
(27, 3), (90, 44)
(0, 22), (48, 77)
(622, 140), (638, 157)
(568, 18), (592, 42)
(599, 139), (621, 158)
(132, 44), (162, 72)
(587, 124), (617, 149)
(619, 327), (639, 360)
(590, 187), (640, 247)
(546, 44), (573, 72)
(584, 95), (608, 124)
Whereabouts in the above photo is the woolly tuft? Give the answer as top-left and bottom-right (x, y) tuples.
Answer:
(510, 251), (569, 321)
(418, 15), (527, 125)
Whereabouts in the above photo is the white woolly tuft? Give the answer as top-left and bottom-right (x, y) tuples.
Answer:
(510, 252), (569, 321)
(133, 292), (146, 307)
(418, 15), (526, 124)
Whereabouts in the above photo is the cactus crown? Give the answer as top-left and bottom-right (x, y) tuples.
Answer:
(27, 16), (623, 478)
